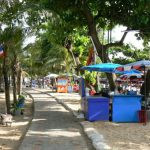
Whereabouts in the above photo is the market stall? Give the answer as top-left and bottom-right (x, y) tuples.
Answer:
(115, 60), (150, 123)
(80, 62), (146, 123)
(112, 71), (145, 122)
(80, 63), (121, 121)
(116, 60), (150, 109)
(57, 77), (68, 93)
(57, 74), (79, 93)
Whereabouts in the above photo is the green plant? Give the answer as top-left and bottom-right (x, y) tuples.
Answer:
(10, 102), (19, 115)
(10, 95), (25, 115)
(84, 71), (97, 86)
(18, 94), (25, 100)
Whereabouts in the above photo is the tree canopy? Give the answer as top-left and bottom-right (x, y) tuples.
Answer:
(1, 0), (150, 91)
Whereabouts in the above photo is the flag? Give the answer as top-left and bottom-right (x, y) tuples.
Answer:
(86, 47), (94, 65)
(0, 45), (4, 57)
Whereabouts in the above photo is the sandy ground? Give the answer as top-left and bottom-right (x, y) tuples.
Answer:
(1, 89), (150, 150)
(50, 92), (150, 150)
(93, 121), (150, 150)
(0, 92), (33, 150)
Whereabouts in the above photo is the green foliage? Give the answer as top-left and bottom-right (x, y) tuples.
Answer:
(72, 31), (90, 57)
(84, 71), (97, 85)
(24, 0), (150, 73)
(110, 44), (150, 65)
(18, 94), (25, 101)
(10, 103), (19, 113)
(22, 31), (69, 77)
(0, 0), (24, 26)
(33, 0), (150, 35)
(10, 94), (25, 114)
(1, 0), (149, 78)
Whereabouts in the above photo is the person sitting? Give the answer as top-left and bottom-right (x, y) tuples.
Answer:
(85, 81), (96, 96)
(89, 89), (96, 96)
(94, 89), (110, 98)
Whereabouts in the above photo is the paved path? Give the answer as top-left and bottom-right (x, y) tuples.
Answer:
(19, 90), (94, 150)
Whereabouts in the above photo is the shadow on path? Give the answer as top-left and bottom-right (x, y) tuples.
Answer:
(19, 90), (94, 150)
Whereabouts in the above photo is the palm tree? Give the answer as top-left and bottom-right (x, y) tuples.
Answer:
(0, 26), (24, 113)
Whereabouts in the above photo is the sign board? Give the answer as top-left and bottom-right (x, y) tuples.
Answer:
(57, 78), (68, 93)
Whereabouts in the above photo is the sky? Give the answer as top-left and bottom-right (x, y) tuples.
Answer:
(23, 36), (36, 47)
(112, 25), (144, 49)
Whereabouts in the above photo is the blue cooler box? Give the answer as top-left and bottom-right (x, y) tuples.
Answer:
(112, 95), (142, 122)
(85, 96), (110, 121)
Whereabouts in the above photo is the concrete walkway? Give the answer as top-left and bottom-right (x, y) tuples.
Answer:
(49, 91), (111, 150)
(19, 90), (94, 150)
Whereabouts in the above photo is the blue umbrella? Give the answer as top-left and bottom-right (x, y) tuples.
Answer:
(120, 71), (143, 79)
(114, 69), (143, 75)
(81, 63), (121, 73)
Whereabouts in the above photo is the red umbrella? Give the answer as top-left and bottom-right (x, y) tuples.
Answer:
(116, 60), (150, 71)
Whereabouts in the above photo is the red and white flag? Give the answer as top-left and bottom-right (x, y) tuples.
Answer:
(0, 45), (4, 57)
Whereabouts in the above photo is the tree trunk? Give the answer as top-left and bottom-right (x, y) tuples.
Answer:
(30, 77), (33, 88)
(140, 70), (150, 109)
(75, 56), (81, 75)
(3, 48), (11, 114)
(65, 39), (82, 75)
(11, 64), (17, 104)
(140, 70), (150, 98)
(82, 3), (116, 90)
(106, 73), (116, 91)
(17, 67), (22, 95)
(0, 65), (3, 90)
(42, 77), (44, 88)
(0, 76), (2, 90)
(70, 46), (77, 66)
(11, 54), (18, 104)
